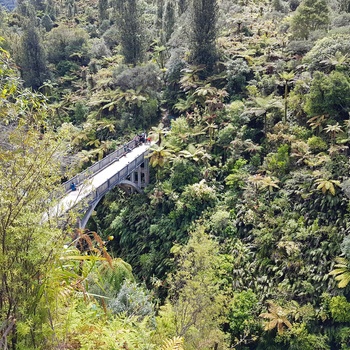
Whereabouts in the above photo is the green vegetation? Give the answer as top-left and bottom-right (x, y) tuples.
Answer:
(1, 0), (350, 348)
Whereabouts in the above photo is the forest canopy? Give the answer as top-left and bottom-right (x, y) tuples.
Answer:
(1, 0), (350, 349)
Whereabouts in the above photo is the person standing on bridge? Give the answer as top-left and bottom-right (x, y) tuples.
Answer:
(140, 132), (146, 144)
(124, 144), (131, 154)
(70, 182), (76, 191)
(134, 135), (140, 146)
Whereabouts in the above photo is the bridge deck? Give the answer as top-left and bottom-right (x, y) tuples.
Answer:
(50, 143), (151, 219)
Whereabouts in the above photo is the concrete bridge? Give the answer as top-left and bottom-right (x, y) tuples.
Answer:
(51, 139), (152, 228)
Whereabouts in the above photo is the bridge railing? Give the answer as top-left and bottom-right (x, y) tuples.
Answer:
(81, 152), (147, 206)
(62, 139), (137, 192)
(92, 152), (146, 203)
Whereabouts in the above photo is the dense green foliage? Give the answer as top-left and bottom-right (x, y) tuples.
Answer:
(1, 0), (350, 349)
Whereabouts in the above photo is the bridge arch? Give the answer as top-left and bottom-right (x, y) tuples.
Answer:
(118, 180), (143, 194)
(78, 179), (143, 228)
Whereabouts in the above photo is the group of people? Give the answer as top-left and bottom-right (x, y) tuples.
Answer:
(122, 133), (151, 156)
(134, 132), (151, 146)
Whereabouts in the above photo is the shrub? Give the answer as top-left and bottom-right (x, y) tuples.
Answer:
(304, 71), (350, 120)
(332, 13), (350, 28)
(341, 236), (350, 260)
(228, 290), (260, 342)
(108, 281), (154, 320)
(330, 296), (350, 322)
(226, 57), (252, 98)
(56, 60), (79, 76)
(112, 63), (161, 93)
(303, 34), (350, 71)
(307, 136), (328, 153)
(89, 38), (111, 59)
(45, 24), (89, 64)
(263, 144), (290, 176)
(102, 25), (119, 49)
(286, 40), (313, 55)
(40, 14), (53, 31)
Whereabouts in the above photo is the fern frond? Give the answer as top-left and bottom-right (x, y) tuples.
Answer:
(337, 275), (350, 288)
(330, 257), (350, 288)
(161, 336), (184, 350)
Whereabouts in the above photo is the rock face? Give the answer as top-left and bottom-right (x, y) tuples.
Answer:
(0, 0), (16, 10)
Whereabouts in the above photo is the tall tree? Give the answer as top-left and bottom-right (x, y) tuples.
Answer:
(189, 0), (218, 76)
(117, 0), (144, 66)
(338, 0), (350, 12)
(17, 23), (48, 90)
(279, 71), (295, 124)
(178, 0), (187, 15)
(32, 0), (46, 12)
(164, 0), (175, 42)
(0, 45), (67, 349)
(164, 226), (227, 348)
(156, 0), (164, 30)
(98, 0), (109, 21)
(291, 0), (329, 40)
(110, 0), (123, 18)
(16, 0), (36, 17)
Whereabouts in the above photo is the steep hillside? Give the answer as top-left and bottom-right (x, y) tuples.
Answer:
(1, 0), (350, 349)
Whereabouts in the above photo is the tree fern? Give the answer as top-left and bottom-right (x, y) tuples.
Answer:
(329, 257), (350, 288)
(259, 301), (293, 334)
(162, 336), (184, 350)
